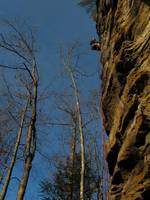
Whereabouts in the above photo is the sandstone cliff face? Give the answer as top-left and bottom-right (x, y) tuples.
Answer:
(96, 0), (150, 199)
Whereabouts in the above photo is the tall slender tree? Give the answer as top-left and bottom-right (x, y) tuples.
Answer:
(39, 43), (104, 200)
(0, 20), (39, 200)
(61, 45), (86, 200)
(0, 100), (28, 200)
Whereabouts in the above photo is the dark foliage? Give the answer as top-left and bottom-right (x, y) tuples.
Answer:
(40, 153), (99, 200)
(78, 0), (97, 19)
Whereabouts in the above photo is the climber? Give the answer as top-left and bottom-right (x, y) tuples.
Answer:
(90, 38), (101, 51)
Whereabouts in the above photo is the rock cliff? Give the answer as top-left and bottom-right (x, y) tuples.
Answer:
(96, 0), (150, 199)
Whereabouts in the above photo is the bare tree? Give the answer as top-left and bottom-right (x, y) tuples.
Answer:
(60, 44), (85, 200)
(0, 20), (39, 200)
(38, 42), (103, 200)
(0, 99), (28, 200)
(0, 78), (18, 187)
(56, 100), (78, 200)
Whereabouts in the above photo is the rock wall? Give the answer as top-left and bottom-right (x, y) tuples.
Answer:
(96, 0), (150, 199)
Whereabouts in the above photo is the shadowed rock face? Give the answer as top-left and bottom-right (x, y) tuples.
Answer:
(96, 0), (150, 199)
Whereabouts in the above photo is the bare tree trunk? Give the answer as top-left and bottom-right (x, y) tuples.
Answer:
(69, 124), (77, 200)
(16, 155), (33, 200)
(0, 145), (15, 187)
(79, 118), (85, 200)
(94, 143), (103, 200)
(65, 65), (85, 200)
(0, 101), (28, 200)
(16, 61), (38, 200)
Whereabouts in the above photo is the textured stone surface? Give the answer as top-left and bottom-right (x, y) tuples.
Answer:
(96, 0), (150, 199)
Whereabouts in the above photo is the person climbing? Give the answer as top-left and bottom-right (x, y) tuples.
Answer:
(90, 38), (101, 51)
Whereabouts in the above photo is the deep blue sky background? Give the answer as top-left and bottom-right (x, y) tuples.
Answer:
(0, 0), (101, 199)
(0, 0), (98, 76)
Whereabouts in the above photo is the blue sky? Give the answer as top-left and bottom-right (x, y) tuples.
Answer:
(0, 0), (99, 85)
(0, 0), (101, 199)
